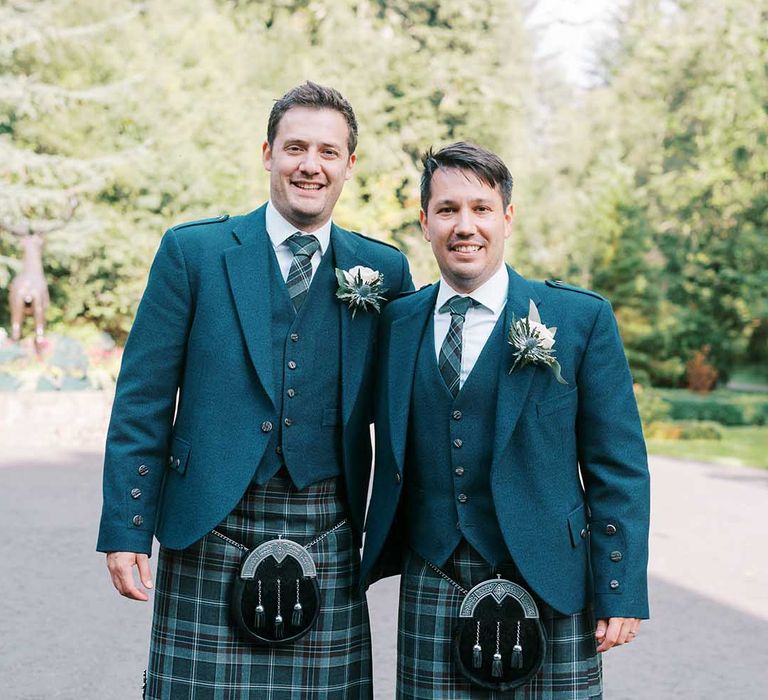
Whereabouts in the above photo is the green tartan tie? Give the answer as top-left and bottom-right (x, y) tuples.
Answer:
(285, 233), (320, 311)
(438, 295), (477, 397)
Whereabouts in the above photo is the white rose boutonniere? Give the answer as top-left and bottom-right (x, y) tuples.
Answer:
(507, 299), (567, 385)
(335, 266), (387, 317)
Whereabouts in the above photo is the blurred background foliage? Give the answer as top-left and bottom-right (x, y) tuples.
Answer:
(1, 0), (766, 391)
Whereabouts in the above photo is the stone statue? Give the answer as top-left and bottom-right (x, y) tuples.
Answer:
(2, 196), (78, 349)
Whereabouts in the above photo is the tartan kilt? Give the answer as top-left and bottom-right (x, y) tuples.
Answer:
(397, 540), (602, 699)
(146, 473), (372, 699)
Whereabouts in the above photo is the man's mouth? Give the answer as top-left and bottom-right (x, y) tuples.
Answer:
(293, 182), (323, 191)
(452, 244), (482, 253)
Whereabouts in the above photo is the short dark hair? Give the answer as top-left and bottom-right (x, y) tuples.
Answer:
(420, 142), (513, 212)
(267, 81), (358, 155)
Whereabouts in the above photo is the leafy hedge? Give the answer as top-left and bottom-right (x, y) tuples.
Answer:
(655, 390), (768, 426)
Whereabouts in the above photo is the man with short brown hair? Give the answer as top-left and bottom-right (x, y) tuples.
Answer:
(98, 81), (412, 698)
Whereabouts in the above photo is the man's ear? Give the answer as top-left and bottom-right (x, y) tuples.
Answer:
(344, 153), (357, 181)
(262, 141), (272, 172)
(420, 209), (431, 242)
(504, 203), (515, 240)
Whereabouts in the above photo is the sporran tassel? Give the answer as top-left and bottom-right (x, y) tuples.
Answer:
(292, 579), (303, 626)
(472, 621), (482, 668)
(491, 621), (503, 678)
(254, 579), (265, 629)
(511, 644), (523, 669)
(511, 621), (523, 669)
(274, 578), (284, 637)
(492, 653), (503, 678)
(292, 603), (303, 627)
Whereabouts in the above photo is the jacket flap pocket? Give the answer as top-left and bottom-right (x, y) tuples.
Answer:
(537, 387), (578, 419)
(169, 436), (191, 475)
(567, 503), (587, 547)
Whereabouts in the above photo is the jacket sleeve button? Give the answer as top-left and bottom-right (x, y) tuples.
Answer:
(132, 515), (144, 527)
(609, 579), (620, 590)
(605, 524), (617, 535)
(261, 421), (273, 433)
(130, 488), (142, 499)
(610, 550), (623, 562)
(138, 465), (149, 476)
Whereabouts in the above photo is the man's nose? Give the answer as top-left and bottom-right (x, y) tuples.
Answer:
(299, 150), (321, 175)
(454, 209), (476, 235)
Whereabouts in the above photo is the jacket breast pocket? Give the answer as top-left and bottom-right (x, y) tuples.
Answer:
(322, 408), (341, 427)
(168, 436), (191, 475)
(537, 386), (578, 419)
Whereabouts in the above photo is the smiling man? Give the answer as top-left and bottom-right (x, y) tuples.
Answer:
(361, 142), (650, 698)
(97, 82), (412, 699)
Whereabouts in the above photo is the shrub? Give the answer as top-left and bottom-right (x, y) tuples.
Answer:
(678, 421), (723, 440)
(633, 384), (670, 427)
(686, 348), (718, 393)
(645, 420), (723, 441)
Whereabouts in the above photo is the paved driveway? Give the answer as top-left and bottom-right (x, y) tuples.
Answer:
(1, 443), (766, 698)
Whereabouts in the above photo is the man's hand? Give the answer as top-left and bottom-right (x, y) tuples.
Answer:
(106, 552), (153, 601)
(595, 617), (640, 652)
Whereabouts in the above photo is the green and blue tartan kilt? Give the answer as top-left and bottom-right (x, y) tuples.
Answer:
(145, 473), (372, 699)
(397, 540), (602, 699)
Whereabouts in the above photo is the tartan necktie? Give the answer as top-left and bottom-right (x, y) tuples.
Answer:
(285, 233), (320, 311)
(438, 295), (478, 398)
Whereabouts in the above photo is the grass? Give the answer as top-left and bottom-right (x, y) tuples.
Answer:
(647, 426), (768, 469)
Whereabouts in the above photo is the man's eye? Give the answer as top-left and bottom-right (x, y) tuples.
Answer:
(323, 149), (339, 157)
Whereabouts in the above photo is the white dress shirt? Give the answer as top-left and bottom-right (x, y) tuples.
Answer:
(433, 264), (509, 388)
(265, 201), (332, 283)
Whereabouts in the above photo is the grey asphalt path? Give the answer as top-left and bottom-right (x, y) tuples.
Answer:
(1, 449), (767, 699)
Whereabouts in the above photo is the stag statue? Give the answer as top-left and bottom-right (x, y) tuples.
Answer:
(2, 197), (78, 349)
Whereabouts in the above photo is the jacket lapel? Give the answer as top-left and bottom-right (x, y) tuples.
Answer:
(333, 226), (379, 426)
(491, 267), (542, 469)
(224, 205), (276, 407)
(388, 285), (438, 471)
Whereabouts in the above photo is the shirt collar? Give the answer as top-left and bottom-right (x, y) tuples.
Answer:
(265, 201), (331, 254)
(435, 264), (509, 315)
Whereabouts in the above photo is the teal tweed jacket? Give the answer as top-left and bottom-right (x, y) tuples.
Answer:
(361, 266), (650, 620)
(97, 204), (412, 555)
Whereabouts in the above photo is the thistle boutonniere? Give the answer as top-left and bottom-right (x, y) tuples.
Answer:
(335, 266), (387, 317)
(507, 299), (567, 385)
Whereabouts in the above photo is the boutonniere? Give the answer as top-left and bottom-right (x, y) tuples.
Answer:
(507, 299), (567, 385)
(335, 266), (387, 318)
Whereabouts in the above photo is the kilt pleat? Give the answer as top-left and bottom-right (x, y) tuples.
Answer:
(146, 473), (372, 699)
(397, 540), (602, 699)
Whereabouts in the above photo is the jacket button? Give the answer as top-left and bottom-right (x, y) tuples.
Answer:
(290, 333), (299, 342)
(287, 388), (296, 397)
(453, 438), (463, 448)
(454, 466), (464, 476)
(132, 515), (143, 527)
(609, 579), (620, 590)
(138, 464), (149, 476)
(284, 418), (293, 427)
(167, 456), (173, 465)
(610, 551), (623, 562)
(276, 445), (283, 455)
(395, 472), (401, 484)
(580, 528), (587, 539)
(130, 488), (142, 499)
(605, 524), (617, 535)
(452, 410), (462, 420)
(288, 360), (297, 369)
(261, 421), (273, 433)
(175, 458), (180, 468)
(457, 493), (468, 503)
